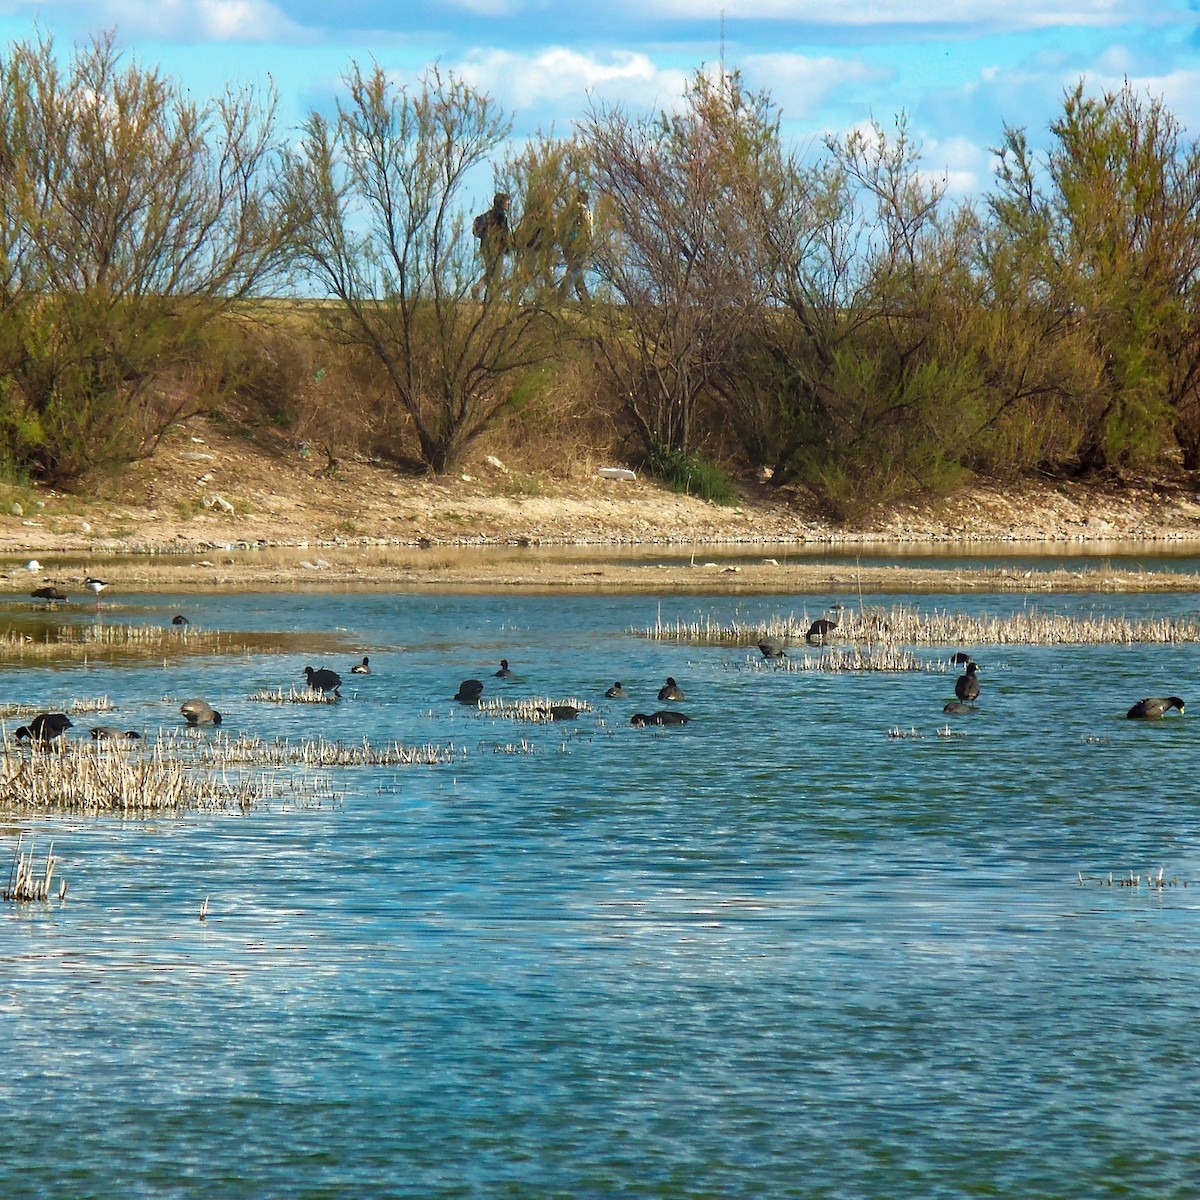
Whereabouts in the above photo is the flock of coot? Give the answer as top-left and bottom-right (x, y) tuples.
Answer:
(6, 586), (1186, 749)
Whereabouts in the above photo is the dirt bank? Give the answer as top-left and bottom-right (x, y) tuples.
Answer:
(1, 415), (1199, 592)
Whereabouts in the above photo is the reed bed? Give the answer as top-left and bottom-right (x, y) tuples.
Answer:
(248, 686), (341, 705)
(0, 696), (117, 718)
(160, 730), (458, 768)
(0, 622), (256, 663)
(0, 740), (330, 814)
(639, 603), (1200, 647)
(476, 697), (594, 722)
(753, 646), (930, 672)
(1077, 867), (1189, 889)
(3, 833), (64, 901)
(484, 739), (542, 756)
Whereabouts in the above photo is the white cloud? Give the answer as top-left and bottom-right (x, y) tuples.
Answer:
(919, 133), (994, 199)
(17, 0), (307, 43)
(619, 0), (1166, 32)
(740, 52), (890, 120)
(455, 47), (691, 121)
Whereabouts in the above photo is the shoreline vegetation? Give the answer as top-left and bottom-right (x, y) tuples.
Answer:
(0, 412), (1199, 594)
(3, 37), (1200, 554)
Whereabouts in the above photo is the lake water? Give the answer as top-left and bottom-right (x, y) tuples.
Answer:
(4, 588), (1200, 1198)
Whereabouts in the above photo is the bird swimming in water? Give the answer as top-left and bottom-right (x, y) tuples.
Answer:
(757, 637), (787, 659)
(495, 659), (513, 678)
(172, 614), (189, 626)
(631, 711), (690, 727)
(605, 681), (627, 698)
(955, 661), (981, 703)
(542, 704), (580, 720)
(454, 679), (484, 705)
(303, 666), (342, 696)
(351, 656), (371, 675)
(15, 713), (72, 743)
(1126, 696), (1185, 719)
(90, 726), (142, 741)
(943, 701), (976, 715)
(657, 676), (684, 701)
(180, 699), (222, 726)
(84, 576), (108, 608)
(805, 604), (844, 643)
(951, 650), (973, 665)
(31, 585), (67, 604)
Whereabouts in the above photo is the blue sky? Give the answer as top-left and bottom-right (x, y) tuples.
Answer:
(3, 1), (1199, 199)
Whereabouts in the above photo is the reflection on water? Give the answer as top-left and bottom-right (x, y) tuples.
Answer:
(4, 588), (1200, 1197)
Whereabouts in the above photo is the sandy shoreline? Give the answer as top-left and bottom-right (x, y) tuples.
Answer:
(2, 415), (1200, 593)
(4, 538), (1200, 594)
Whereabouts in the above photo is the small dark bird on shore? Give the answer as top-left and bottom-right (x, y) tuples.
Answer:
(658, 676), (684, 702)
(303, 666), (342, 696)
(172, 614), (189, 626)
(631, 711), (690, 727)
(90, 726), (142, 741)
(180, 699), (222, 726)
(605, 681), (627, 698)
(757, 637), (787, 659)
(31, 585), (68, 604)
(495, 659), (513, 678)
(15, 713), (72, 743)
(454, 679), (484, 705)
(1126, 696), (1185, 720)
(955, 661), (981, 703)
(351, 656), (371, 674)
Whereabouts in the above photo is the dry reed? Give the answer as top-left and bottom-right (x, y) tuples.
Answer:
(485, 739), (542, 756)
(1077, 867), (1189, 889)
(0, 696), (116, 718)
(0, 740), (336, 814)
(475, 697), (594, 722)
(639, 602), (1200, 648)
(159, 730), (458, 768)
(3, 833), (64, 901)
(248, 686), (341, 705)
(751, 646), (929, 672)
(0, 622), (266, 663)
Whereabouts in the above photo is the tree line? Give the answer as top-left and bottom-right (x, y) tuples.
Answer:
(1, 31), (1198, 516)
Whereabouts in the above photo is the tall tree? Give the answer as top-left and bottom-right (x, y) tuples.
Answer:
(282, 63), (555, 473)
(769, 117), (982, 514)
(580, 70), (785, 461)
(988, 81), (1200, 472)
(0, 31), (287, 483)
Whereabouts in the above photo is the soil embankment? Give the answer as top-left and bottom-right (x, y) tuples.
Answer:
(1, 416), (1199, 592)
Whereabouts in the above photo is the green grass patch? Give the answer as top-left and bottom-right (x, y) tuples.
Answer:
(645, 442), (736, 505)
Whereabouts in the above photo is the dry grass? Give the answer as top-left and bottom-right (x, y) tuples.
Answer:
(475, 696), (594, 722)
(640, 603), (1200, 648)
(0, 696), (117, 718)
(745, 646), (931, 672)
(0, 740), (337, 814)
(3, 833), (64, 901)
(0, 622), (258, 663)
(160, 730), (458, 768)
(248, 686), (341, 705)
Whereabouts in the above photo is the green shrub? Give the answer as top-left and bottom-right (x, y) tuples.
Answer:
(645, 441), (736, 505)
